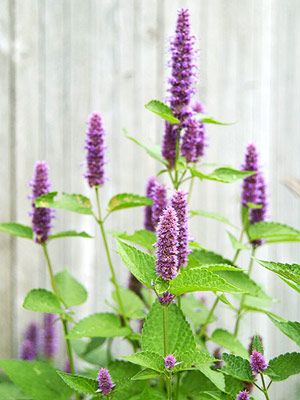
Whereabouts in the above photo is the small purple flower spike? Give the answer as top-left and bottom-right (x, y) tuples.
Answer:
(250, 350), (268, 374)
(171, 190), (189, 268)
(151, 183), (168, 229)
(43, 314), (57, 359)
(85, 112), (106, 187)
(236, 390), (249, 400)
(241, 144), (259, 207)
(24, 322), (39, 351)
(162, 123), (177, 168)
(29, 161), (54, 243)
(20, 339), (36, 360)
(97, 368), (114, 396)
(164, 354), (177, 369)
(158, 292), (175, 305)
(155, 206), (179, 281)
(144, 177), (158, 231)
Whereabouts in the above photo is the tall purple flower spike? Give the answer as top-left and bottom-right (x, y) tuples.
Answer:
(151, 182), (168, 229)
(85, 112), (105, 187)
(236, 390), (249, 400)
(144, 176), (158, 231)
(43, 314), (57, 359)
(20, 339), (36, 360)
(155, 206), (179, 280)
(250, 350), (268, 374)
(97, 368), (114, 396)
(164, 354), (177, 369)
(25, 322), (39, 350)
(171, 191), (189, 268)
(162, 9), (196, 167)
(30, 161), (54, 244)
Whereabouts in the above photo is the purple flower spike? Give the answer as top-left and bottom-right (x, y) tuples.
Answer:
(155, 206), (179, 281)
(97, 368), (114, 396)
(250, 350), (268, 374)
(241, 144), (259, 207)
(151, 183), (168, 229)
(25, 322), (39, 350)
(144, 177), (158, 231)
(162, 123), (177, 168)
(85, 112), (106, 187)
(164, 354), (177, 369)
(30, 161), (54, 243)
(158, 292), (175, 305)
(20, 339), (36, 360)
(171, 191), (189, 268)
(43, 314), (57, 359)
(236, 390), (249, 400)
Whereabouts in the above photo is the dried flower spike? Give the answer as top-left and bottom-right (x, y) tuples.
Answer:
(236, 390), (249, 400)
(144, 176), (158, 231)
(164, 354), (177, 369)
(250, 350), (268, 374)
(171, 190), (189, 268)
(30, 161), (54, 243)
(97, 368), (114, 396)
(85, 112), (106, 187)
(156, 206), (179, 280)
(43, 314), (57, 359)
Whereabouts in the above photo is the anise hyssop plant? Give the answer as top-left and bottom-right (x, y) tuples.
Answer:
(0, 8), (300, 400)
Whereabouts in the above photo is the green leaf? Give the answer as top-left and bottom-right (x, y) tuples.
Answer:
(35, 192), (93, 215)
(190, 210), (237, 228)
(112, 288), (145, 319)
(68, 313), (131, 339)
(250, 335), (264, 354)
(125, 134), (166, 165)
(197, 365), (225, 392)
(0, 222), (33, 239)
(190, 167), (255, 184)
(195, 113), (234, 126)
(49, 230), (92, 240)
(113, 230), (156, 252)
(181, 295), (217, 328)
(23, 289), (63, 314)
(169, 267), (244, 295)
(227, 231), (248, 251)
(188, 249), (233, 268)
(0, 360), (72, 400)
(144, 100), (180, 124)
(117, 241), (156, 288)
(56, 372), (98, 396)
(123, 352), (164, 372)
(131, 369), (161, 381)
(108, 361), (145, 399)
(0, 383), (29, 400)
(265, 352), (300, 381)
(257, 259), (300, 286)
(142, 302), (195, 357)
(210, 329), (248, 358)
(107, 193), (152, 213)
(268, 316), (300, 347)
(221, 353), (253, 382)
(130, 387), (166, 400)
(248, 221), (300, 243)
(55, 270), (87, 308)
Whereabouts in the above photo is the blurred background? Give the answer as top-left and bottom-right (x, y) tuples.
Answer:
(0, 1), (300, 398)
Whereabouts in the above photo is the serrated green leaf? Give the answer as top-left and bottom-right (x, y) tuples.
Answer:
(49, 230), (92, 240)
(117, 241), (156, 288)
(112, 288), (145, 319)
(190, 210), (237, 228)
(265, 352), (300, 381)
(188, 249), (232, 268)
(55, 270), (87, 308)
(0, 222), (33, 239)
(195, 113), (234, 126)
(0, 360), (72, 400)
(180, 371), (221, 396)
(123, 352), (164, 372)
(23, 289), (63, 314)
(249, 335), (264, 354)
(131, 369), (161, 381)
(125, 134), (166, 165)
(227, 231), (249, 251)
(221, 353), (253, 382)
(210, 329), (248, 358)
(169, 267), (244, 295)
(181, 295), (217, 329)
(257, 259), (300, 286)
(248, 221), (300, 243)
(107, 193), (152, 213)
(108, 361), (145, 399)
(144, 100), (180, 124)
(268, 316), (300, 347)
(190, 167), (255, 184)
(197, 365), (225, 392)
(68, 313), (131, 339)
(57, 372), (98, 395)
(35, 192), (93, 215)
(142, 302), (195, 357)
(113, 230), (156, 252)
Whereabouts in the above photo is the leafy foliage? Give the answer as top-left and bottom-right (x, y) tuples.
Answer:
(0, 222), (33, 239)
(248, 221), (300, 243)
(113, 229), (156, 252)
(55, 270), (88, 308)
(210, 329), (248, 358)
(23, 289), (63, 314)
(107, 193), (152, 212)
(265, 352), (300, 381)
(144, 99), (180, 124)
(35, 192), (93, 215)
(221, 353), (254, 382)
(190, 167), (255, 184)
(269, 316), (300, 347)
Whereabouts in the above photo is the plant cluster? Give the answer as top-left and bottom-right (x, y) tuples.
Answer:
(0, 8), (300, 400)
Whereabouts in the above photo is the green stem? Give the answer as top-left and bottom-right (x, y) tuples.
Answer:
(166, 376), (172, 400)
(42, 245), (77, 386)
(198, 295), (219, 338)
(233, 247), (256, 337)
(94, 187), (129, 329)
(175, 373), (180, 400)
(260, 373), (270, 400)
(163, 306), (169, 356)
